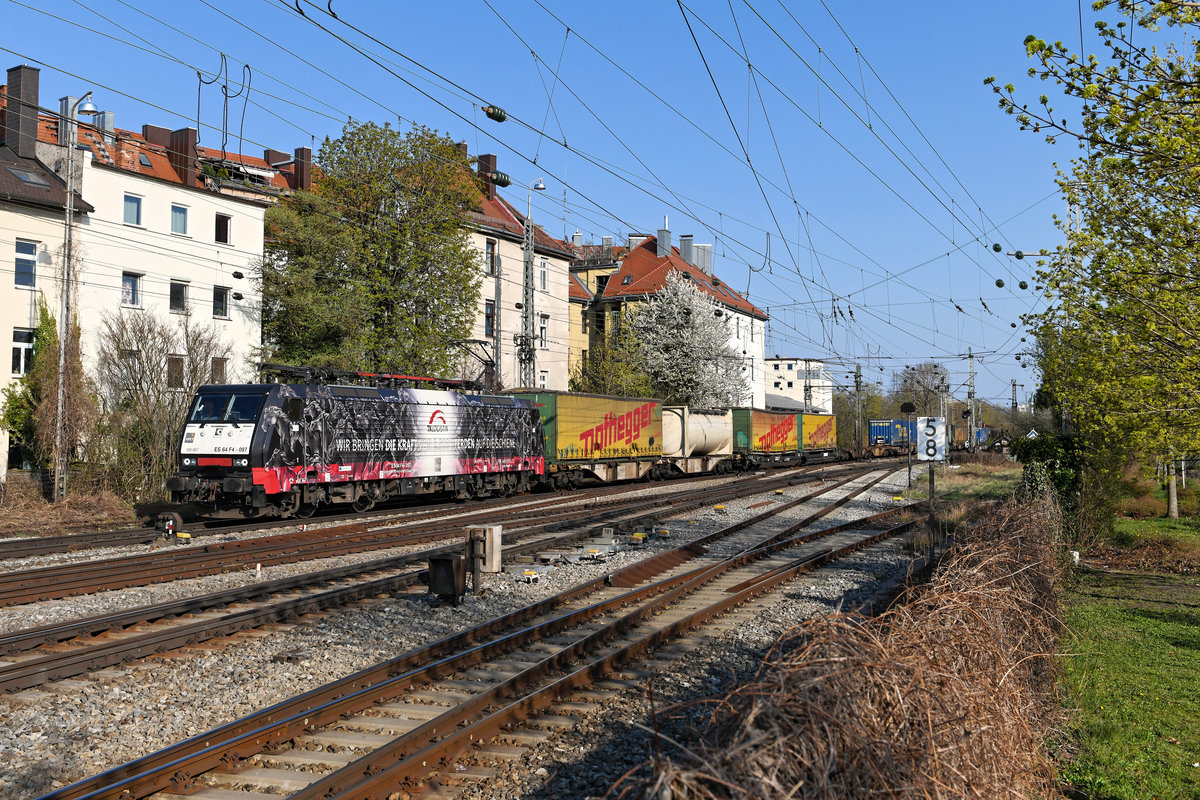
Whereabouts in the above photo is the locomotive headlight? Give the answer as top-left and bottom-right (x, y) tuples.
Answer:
(235, 458), (249, 467)
(182, 457), (196, 467)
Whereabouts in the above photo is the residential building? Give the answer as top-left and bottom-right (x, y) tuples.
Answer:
(764, 357), (834, 413)
(572, 228), (768, 407)
(0, 64), (309, 475)
(566, 271), (593, 383)
(463, 154), (575, 391)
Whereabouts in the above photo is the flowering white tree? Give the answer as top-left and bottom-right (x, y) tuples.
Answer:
(626, 270), (747, 407)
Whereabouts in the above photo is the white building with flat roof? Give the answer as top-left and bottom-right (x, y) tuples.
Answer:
(763, 357), (833, 413)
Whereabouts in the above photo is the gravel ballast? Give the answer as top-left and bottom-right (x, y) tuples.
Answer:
(0, 468), (918, 800)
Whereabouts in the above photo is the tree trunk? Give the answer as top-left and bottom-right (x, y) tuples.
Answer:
(1168, 459), (1179, 519)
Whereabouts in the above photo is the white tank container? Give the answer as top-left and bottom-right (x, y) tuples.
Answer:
(662, 408), (733, 458)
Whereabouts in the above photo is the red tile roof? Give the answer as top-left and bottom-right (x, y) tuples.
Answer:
(468, 191), (578, 259)
(568, 271), (593, 302)
(599, 236), (768, 320)
(6, 95), (300, 194)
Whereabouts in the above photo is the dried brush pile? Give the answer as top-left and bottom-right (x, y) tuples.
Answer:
(619, 493), (1064, 800)
(0, 480), (135, 536)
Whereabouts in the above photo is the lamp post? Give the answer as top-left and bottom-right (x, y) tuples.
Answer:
(519, 178), (545, 388)
(54, 91), (98, 502)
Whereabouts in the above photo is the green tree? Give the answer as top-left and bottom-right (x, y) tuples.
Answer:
(990, 1), (1200, 517)
(569, 324), (653, 398)
(0, 296), (95, 474)
(261, 121), (481, 377)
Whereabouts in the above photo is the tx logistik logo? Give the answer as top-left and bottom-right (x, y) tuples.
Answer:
(428, 409), (449, 432)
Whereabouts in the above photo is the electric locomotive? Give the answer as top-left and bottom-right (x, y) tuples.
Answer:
(166, 380), (544, 519)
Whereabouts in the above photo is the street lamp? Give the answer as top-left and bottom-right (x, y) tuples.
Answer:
(54, 91), (98, 502)
(519, 178), (545, 388)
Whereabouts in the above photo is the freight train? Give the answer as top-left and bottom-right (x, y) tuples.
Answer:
(866, 417), (992, 457)
(166, 380), (840, 520)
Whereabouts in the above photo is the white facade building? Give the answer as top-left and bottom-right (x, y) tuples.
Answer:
(763, 357), (834, 413)
(1, 64), (308, 477)
(463, 155), (574, 391)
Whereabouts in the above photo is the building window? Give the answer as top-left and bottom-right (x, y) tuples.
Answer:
(211, 356), (228, 384)
(485, 239), (498, 274)
(215, 213), (231, 244)
(15, 240), (36, 288)
(213, 286), (230, 318)
(773, 363), (779, 371)
(170, 281), (188, 313)
(119, 349), (139, 388)
(539, 314), (549, 349)
(11, 328), (34, 375)
(167, 355), (184, 389)
(581, 309), (589, 334)
(171, 204), (188, 235)
(786, 363), (794, 370)
(539, 259), (547, 291)
(538, 370), (548, 389)
(787, 381), (794, 388)
(121, 272), (142, 307)
(484, 300), (495, 337)
(123, 194), (142, 226)
(773, 381), (781, 388)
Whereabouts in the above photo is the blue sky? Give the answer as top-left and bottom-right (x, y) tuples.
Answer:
(5, 0), (1106, 408)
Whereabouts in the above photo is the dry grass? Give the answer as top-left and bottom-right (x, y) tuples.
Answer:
(613, 494), (1064, 799)
(0, 480), (136, 536)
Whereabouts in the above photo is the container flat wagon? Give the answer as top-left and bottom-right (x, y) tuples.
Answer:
(867, 418), (912, 457)
(511, 391), (665, 486)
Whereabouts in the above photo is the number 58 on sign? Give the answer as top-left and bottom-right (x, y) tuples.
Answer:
(917, 417), (947, 462)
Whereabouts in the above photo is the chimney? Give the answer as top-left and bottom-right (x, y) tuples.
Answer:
(656, 226), (671, 258)
(572, 229), (582, 247)
(455, 140), (468, 160)
(477, 153), (497, 200)
(168, 127), (198, 186)
(679, 234), (694, 266)
(5, 65), (40, 159)
(628, 233), (648, 250)
(263, 148), (288, 166)
(96, 110), (115, 145)
(58, 96), (76, 145)
(142, 124), (170, 149)
(694, 243), (713, 276)
(293, 146), (312, 191)
(601, 235), (612, 251)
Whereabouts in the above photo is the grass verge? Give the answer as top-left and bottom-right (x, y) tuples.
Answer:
(1088, 517), (1200, 575)
(1060, 570), (1200, 799)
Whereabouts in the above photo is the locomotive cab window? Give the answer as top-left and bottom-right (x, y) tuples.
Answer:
(189, 392), (264, 423)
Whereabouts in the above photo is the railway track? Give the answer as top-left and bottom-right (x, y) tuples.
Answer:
(0, 464), (876, 609)
(0, 459), (891, 562)
(0, 469), (878, 693)
(32, 469), (931, 800)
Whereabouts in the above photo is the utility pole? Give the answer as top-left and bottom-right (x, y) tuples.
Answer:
(55, 91), (98, 502)
(966, 347), (976, 452)
(519, 179), (545, 388)
(854, 363), (863, 458)
(803, 358), (813, 413)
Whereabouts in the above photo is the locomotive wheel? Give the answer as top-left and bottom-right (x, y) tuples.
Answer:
(295, 503), (317, 519)
(352, 494), (375, 513)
